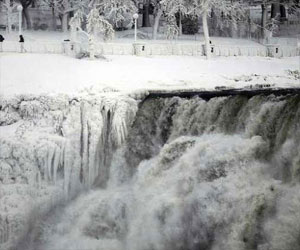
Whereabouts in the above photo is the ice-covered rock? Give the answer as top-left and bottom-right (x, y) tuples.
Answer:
(0, 92), (138, 249)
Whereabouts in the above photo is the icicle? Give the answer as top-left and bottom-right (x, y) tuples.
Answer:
(47, 146), (55, 182)
(111, 99), (138, 147)
(37, 170), (41, 189)
(87, 118), (104, 189)
(63, 141), (72, 197)
(53, 146), (60, 185)
(60, 141), (65, 170)
(80, 102), (89, 186)
(0, 215), (9, 244)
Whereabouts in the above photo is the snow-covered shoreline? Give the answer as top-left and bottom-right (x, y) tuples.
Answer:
(0, 54), (299, 98)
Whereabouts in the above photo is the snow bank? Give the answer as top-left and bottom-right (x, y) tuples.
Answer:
(0, 54), (299, 98)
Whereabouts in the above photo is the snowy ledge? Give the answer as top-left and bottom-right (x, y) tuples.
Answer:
(145, 87), (300, 100)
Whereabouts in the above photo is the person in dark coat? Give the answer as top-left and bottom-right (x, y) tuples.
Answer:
(19, 35), (25, 53)
(0, 34), (4, 52)
(19, 35), (24, 43)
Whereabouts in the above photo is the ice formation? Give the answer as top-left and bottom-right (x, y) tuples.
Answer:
(1, 92), (300, 250)
(0, 92), (138, 249)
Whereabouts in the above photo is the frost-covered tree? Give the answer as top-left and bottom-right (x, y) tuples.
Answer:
(42, 0), (87, 32)
(0, 0), (18, 33)
(92, 0), (137, 29)
(133, 0), (159, 38)
(69, 8), (85, 40)
(19, 0), (34, 29)
(190, 0), (244, 59)
(165, 15), (179, 39)
(259, 0), (299, 40)
(151, 1), (163, 39)
(161, 0), (192, 39)
(87, 8), (114, 40)
(151, 0), (192, 40)
(136, 0), (151, 27)
(162, 0), (189, 35)
(136, 0), (163, 28)
(70, 8), (114, 59)
(161, 0), (188, 18)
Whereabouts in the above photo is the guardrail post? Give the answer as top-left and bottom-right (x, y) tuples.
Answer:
(267, 44), (281, 58)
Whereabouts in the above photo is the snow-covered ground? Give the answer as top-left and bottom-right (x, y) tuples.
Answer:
(0, 53), (299, 97)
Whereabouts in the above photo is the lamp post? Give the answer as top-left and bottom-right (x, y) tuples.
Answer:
(17, 5), (23, 36)
(133, 13), (139, 43)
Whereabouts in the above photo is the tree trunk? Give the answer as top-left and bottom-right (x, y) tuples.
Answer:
(202, 11), (210, 60)
(280, 5), (286, 20)
(52, 8), (57, 30)
(230, 13), (237, 38)
(142, 0), (151, 27)
(5, 0), (12, 33)
(7, 9), (12, 33)
(23, 8), (32, 30)
(62, 13), (69, 32)
(179, 12), (182, 36)
(271, 3), (280, 19)
(261, 4), (267, 40)
(211, 8), (219, 36)
(22, 12), (26, 30)
(152, 8), (163, 40)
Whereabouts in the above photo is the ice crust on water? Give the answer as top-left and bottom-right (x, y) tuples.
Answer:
(1, 93), (300, 250)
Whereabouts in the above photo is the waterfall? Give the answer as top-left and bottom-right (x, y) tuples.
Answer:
(1, 93), (300, 250)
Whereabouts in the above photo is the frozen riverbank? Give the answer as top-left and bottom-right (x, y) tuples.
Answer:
(0, 54), (299, 97)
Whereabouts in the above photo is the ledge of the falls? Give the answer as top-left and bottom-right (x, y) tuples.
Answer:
(145, 87), (300, 100)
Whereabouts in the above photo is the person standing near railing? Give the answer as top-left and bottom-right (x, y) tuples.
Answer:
(19, 35), (26, 53)
(0, 34), (4, 52)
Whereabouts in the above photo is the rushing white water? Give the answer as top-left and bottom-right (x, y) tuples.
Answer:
(1, 93), (300, 250)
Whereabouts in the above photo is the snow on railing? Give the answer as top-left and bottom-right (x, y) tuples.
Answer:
(275, 45), (300, 57)
(213, 45), (268, 57)
(94, 42), (134, 55)
(1, 40), (299, 57)
(2, 41), (64, 54)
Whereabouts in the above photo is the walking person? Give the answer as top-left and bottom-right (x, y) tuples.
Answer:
(19, 35), (26, 53)
(0, 34), (4, 52)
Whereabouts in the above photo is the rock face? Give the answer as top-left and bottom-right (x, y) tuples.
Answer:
(1, 92), (300, 250)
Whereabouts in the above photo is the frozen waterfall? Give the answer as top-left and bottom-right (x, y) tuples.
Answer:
(0, 93), (138, 250)
(1, 92), (300, 250)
